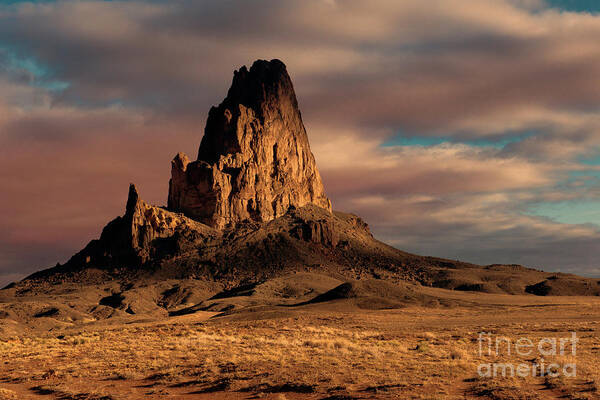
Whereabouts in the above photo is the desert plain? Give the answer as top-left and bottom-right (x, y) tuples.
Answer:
(1, 276), (599, 400)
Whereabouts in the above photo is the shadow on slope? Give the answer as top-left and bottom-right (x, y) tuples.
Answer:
(302, 279), (464, 310)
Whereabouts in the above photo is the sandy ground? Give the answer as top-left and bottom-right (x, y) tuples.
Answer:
(1, 290), (600, 399)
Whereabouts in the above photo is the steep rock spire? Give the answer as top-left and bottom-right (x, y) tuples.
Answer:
(168, 59), (331, 228)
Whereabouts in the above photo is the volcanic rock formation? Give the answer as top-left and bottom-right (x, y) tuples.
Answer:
(168, 59), (331, 229)
(35, 184), (217, 275)
(17, 58), (599, 298)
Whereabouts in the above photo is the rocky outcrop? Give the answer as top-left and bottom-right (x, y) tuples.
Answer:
(290, 217), (339, 248)
(112, 184), (214, 263)
(19, 59), (423, 287)
(15, 59), (600, 299)
(63, 185), (216, 268)
(168, 59), (331, 229)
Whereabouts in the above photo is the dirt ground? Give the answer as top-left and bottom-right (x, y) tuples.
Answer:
(1, 289), (600, 399)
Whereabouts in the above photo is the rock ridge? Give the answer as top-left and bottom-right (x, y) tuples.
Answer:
(65, 184), (216, 269)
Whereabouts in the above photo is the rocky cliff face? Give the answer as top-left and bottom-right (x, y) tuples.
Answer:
(168, 59), (331, 229)
(60, 184), (216, 270)
(113, 184), (214, 264)
(16, 59), (600, 298)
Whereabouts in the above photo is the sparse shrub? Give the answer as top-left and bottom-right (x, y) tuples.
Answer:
(448, 346), (468, 360)
(0, 388), (18, 399)
(416, 341), (430, 353)
(422, 332), (436, 339)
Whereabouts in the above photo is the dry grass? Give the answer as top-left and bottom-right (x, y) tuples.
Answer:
(0, 303), (599, 399)
(0, 388), (18, 399)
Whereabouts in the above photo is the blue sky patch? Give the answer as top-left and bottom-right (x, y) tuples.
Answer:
(382, 131), (536, 149)
(546, 0), (600, 13)
(0, 44), (69, 92)
(528, 200), (600, 226)
(580, 155), (600, 166)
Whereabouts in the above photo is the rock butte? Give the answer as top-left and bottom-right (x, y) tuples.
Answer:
(20, 58), (600, 299)
(29, 59), (347, 276)
(168, 59), (331, 229)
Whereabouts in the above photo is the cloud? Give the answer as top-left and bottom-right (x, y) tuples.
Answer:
(316, 138), (555, 198)
(0, 0), (600, 278)
(311, 128), (600, 275)
(0, 90), (203, 277)
(1, 0), (599, 136)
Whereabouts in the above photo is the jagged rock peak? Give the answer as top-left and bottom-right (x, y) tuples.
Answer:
(125, 183), (140, 218)
(168, 59), (332, 229)
(73, 184), (215, 268)
(198, 59), (298, 163)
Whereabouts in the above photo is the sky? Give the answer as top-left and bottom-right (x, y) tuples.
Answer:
(1, 0), (600, 286)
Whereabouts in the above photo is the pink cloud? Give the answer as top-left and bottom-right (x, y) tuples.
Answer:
(1, 0), (600, 284)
